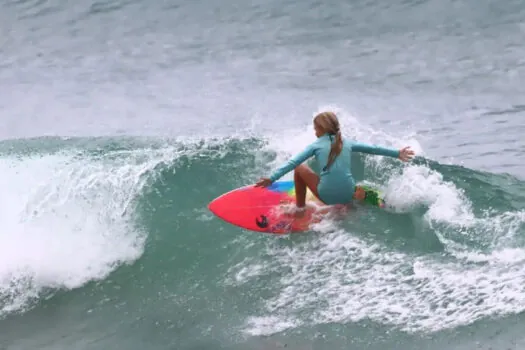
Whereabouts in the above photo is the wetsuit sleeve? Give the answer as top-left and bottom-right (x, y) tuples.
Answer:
(351, 142), (399, 158)
(269, 145), (316, 182)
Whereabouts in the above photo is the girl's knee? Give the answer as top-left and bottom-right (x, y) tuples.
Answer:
(295, 164), (307, 173)
(294, 167), (302, 180)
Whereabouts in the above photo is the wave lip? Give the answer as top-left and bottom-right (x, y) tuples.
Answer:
(0, 141), (171, 318)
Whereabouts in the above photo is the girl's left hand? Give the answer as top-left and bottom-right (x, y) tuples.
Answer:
(398, 146), (415, 162)
(255, 178), (272, 187)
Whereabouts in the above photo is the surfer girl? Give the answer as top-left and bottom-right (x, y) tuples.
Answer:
(255, 111), (415, 214)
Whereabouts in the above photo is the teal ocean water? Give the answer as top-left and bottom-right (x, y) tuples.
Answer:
(1, 0), (525, 349)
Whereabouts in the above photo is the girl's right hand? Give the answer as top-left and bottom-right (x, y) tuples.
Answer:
(255, 178), (273, 187)
(398, 146), (415, 162)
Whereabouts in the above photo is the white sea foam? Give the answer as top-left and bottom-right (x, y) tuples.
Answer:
(0, 144), (180, 316)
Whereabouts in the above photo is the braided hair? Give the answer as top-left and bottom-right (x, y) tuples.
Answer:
(313, 111), (343, 171)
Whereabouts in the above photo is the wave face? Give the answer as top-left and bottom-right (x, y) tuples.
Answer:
(0, 131), (523, 349)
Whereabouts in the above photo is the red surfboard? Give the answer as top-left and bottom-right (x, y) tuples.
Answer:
(208, 181), (385, 234)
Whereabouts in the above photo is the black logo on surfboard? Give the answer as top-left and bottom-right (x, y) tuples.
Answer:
(255, 215), (269, 228)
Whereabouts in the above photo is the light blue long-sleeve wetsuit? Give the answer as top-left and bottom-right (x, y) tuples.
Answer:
(269, 134), (399, 205)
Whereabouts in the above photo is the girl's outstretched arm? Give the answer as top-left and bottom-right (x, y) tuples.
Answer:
(269, 145), (316, 182)
(255, 145), (316, 187)
(351, 142), (414, 161)
(351, 142), (400, 158)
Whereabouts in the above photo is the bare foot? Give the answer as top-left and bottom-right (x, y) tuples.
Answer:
(353, 187), (366, 201)
(294, 207), (306, 218)
(281, 205), (307, 218)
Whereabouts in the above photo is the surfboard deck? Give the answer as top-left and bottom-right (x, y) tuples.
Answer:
(208, 180), (385, 234)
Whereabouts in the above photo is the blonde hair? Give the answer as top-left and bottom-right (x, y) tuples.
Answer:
(313, 111), (343, 171)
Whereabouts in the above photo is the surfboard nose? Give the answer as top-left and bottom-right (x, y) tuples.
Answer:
(208, 185), (255, 218)
(208, 185), (283, 231)
(208, 193), (228, 217)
